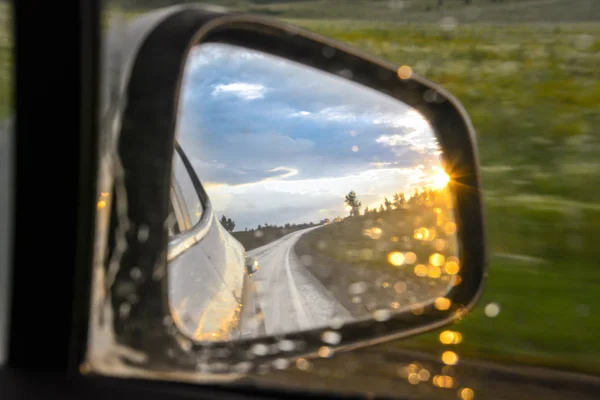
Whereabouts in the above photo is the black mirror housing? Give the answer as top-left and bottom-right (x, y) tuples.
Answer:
(87, 5), (487, 379)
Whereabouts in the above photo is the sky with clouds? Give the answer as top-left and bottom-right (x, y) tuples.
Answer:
(175, 43), (444, 230)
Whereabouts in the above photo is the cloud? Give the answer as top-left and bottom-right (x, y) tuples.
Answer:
(211, 82), (267, 100)
(265, 167), (298, 180)
(175, 42), (445, 228)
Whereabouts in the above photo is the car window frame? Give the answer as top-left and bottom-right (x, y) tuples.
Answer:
(169, 144), (206, 235)
(167, 142), (214, 261)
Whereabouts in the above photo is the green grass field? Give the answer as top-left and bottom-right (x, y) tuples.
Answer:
(2, 0), (599, 375)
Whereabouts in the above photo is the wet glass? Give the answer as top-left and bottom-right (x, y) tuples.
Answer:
(168, 43), (459, 342)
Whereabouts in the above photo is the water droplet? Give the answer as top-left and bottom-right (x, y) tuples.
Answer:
(251, 343), (269, 356)
(296, 357), (312, 371)
(273, 358), (290, 370)
(352, 145), (359, 152)
(119, 302), (131, 318)
(321, 330), (342, 345)
(137, 225), (149, 242)
(373, 309), (391, 321)
(348, 281), (368, 295)
(318, 346), (333, 358)
(130, 267), (143, 282)
(440, 16), (458, 32)
(434, 297), (451, 311)
(277, 339), (295, 352)
(388, 251), (405, 266)
(484, 302), (500, 318)
(404, 252), (417, 264)
(442, 351), (459, 365)
(179, 338), (192, 352)
(459, 387), (475, 400)
(233, 361), (253, 373)
(397, 65), (412, 80)
(394, 281), (407, 294)
(408, 372), (420, 384)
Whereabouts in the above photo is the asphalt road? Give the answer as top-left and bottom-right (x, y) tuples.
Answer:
(248, 226), (353, 336)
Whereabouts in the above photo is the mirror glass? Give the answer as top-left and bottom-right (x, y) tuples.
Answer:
(168, 42), (459, 343)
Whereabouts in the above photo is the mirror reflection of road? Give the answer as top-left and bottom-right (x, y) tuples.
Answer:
(248, 226), (352, 335)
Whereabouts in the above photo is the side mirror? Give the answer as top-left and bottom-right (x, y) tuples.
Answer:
(88, 6), (487, 378)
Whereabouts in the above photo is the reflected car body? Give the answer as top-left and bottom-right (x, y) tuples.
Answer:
(167, 143), (265, 341)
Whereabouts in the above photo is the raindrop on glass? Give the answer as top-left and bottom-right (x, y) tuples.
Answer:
(321, 330), (342, 345)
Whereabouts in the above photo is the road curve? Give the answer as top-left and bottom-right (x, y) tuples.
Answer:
(248, 226), (352, 336)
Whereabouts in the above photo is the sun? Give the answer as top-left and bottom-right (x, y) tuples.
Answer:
(432, 169), (451, 189)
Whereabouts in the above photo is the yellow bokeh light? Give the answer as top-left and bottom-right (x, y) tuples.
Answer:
(404, 251), (417, 264)
(433, 375), (455, 388)
(398, 65), (413, 79)
(444, 222), (457, 235)
(428, 265), (442, 278)
(439, 330), (454, 344)
(363, 227), (383, 240)
(435, 297), (451, 310)
(394, 281), (407, 293)
(296, 357), (311, 371)
(414, 264), (428, 277)
(414, 227), (435, 241)
(97, 199), (107, 209)
(408, 372), (420, 384)
(391, 235), (400, 243)
(318, 346), (332, 358)
(345, 205), (352, 212)
(442, 351), (459, 365)
(429, 253), (445, 267)
(433, 238), (447, 251)
(418, 369), (431, 381)
(388, 251), (405, 266)
(439, 330), (463, 344)
(444, 261), (460, 275)
(460, 388), (475, 400)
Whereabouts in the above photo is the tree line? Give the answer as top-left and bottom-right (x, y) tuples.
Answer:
(219, 214), (323, 233)
(344, 187), (446, 218)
